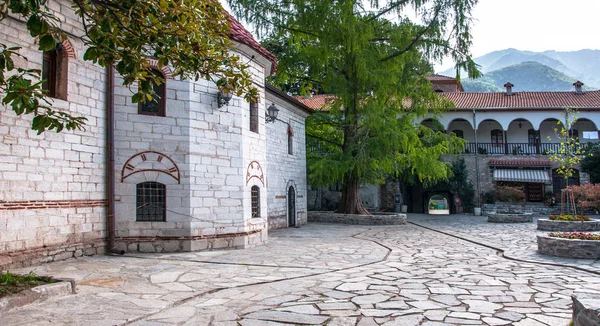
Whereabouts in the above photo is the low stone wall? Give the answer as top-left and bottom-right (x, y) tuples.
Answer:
(308, 211), (407, 225)
(487, 213), (533, 223)
(537, 219), (600, 232)
(537, 235), (600, 259)
(572, 289), (600, 326)
(0, 280), (75, 314)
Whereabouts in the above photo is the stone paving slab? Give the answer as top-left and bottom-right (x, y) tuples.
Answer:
(2, 220), (600, 325)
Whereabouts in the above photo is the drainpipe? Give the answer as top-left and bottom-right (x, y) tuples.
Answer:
(473, 109), (481, 210)
(106, 64), (123, 255)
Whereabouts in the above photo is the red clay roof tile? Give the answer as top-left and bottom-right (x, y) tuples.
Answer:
(226, 14), (278, 74)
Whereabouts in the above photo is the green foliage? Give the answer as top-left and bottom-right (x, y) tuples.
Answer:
(581, 142), (600, 183)
(548, 108), (585, 181)
(447, 158), (475, 212)
(229, 0), (479, 213)
(1, 0), (256, 134)
(0, 271), (54, 298)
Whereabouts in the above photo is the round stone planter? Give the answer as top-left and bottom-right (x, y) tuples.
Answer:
(537, 235), (600, 259)
(537, 219), (600, 232)
(487, 213), (533, 223)
(307, 211), (407, 225)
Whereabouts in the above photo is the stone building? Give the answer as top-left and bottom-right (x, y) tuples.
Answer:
(0, 2), (310, 269)
(301, 76), (600, 213)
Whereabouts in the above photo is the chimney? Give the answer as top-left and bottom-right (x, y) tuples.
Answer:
(504, 82), (514, 96)
(573, 81), (584, 94)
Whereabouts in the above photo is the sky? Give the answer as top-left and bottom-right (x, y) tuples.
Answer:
(220, 0), (600, 71)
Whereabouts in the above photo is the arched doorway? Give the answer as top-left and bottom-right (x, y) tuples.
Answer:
(288, 186), (296, 227)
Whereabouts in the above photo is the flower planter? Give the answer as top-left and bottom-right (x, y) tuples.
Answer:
(537, 235), (600, 259)
(428, 208), (450, 215)
(537, 219), (600, 232)
(487, 213), (532, 223)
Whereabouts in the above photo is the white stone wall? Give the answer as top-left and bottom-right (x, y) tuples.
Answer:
(0, 2), (107, 267)
(265, 92), (309, 229)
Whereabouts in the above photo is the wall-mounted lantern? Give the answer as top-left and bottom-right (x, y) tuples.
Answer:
(265, 103), (279, 123)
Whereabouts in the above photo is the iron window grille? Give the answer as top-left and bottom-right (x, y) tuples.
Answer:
(251, 185), (260, 218)
(136, 182), (166, 221)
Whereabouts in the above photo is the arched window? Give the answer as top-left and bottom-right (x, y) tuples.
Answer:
(138, 69), (166, 116)
(451, 130), (464, 139)
(491, 129), (503, 146)
(528, 129), (540, 145)
(288, 125), (294, 155)
(251, 186), (260, 218)
(136, 182), (166, 221)
(249, 100), (259, 133)
(42, 44), (68, 100)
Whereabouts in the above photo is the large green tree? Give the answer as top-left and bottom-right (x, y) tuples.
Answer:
(1, 0), (256, 134)
(581, 142), (600, 184)
(229, 0), (479, 214)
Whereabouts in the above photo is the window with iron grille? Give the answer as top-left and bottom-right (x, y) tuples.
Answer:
(138, 69), (166, 116)
(136, 182), (166, 221)
(250, 100), (259, 133)
(251, 185), (260, 218)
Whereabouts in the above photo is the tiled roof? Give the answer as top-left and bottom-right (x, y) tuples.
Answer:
(489, 159), (551, 167)
(227, 14), (278, 74)
(443, 90), (600, 109)
(295, 94), (338, 110)
(427, 74), (457, 81)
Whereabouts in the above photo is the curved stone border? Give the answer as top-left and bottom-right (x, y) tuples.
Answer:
(308, 211), (407, 225)
(572, 289), (600, 326)
(487, 213), (533, 223)
(0, 279), (75, 314)
(537, 235), (600, 259)
(537, 219), (600, 232)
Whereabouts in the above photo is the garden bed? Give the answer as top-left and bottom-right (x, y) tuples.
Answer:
(537, 218), (600, 232)
(537, 234), (600, 259)
(487, 213), (533, 223)
(308, 211), (407, 225)
(0, 272), (75, 313)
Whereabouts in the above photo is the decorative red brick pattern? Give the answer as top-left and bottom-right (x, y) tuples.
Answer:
(61, 38), (76, 59)
(0, 199), (107, 210)
(275, 195), (287, 199)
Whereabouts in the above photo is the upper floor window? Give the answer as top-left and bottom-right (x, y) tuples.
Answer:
(570, 129), (579, 140)
(251, 185), (260, 218)
(138, 69), (166, 116)
(249, 100), (259, 133)
(491, 129), (503, 146)
(42, 45), (68, 100)
(288, 126), (294, 155)
(451, 130), (464, 139)
(528, 129), (540, 145)
(136, 182), (166, 221)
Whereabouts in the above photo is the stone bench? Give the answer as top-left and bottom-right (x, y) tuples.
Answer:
(572, 289), (600, 326)
(308, 211), (407, 225)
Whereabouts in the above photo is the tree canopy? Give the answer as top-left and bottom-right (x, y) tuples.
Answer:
(1, 0), (256, 134)
(581, 142), (600, 184)
(229, 0), (480, 214)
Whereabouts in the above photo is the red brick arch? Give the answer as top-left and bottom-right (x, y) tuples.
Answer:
(147, 59), (174, 79)
(60, 38), (76, 59)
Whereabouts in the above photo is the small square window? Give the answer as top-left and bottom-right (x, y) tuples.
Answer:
(251, 185), (260, 218)
(136, 182), (166, 221)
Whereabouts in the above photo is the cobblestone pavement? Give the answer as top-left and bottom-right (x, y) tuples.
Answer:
(2, 217), (600, 325)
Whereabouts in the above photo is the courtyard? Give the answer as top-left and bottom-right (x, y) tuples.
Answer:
(1, 214), (599, 325)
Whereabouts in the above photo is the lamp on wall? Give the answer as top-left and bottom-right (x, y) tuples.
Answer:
(265, 103), (279, 123)
(217, 86), (233, 108)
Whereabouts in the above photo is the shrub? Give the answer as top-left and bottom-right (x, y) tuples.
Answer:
(548, 214), (590, 221)
(496, 186), (525, 203)
(569, 184), (600, 212)
(549, 232), (600, 240)
(482, 191), (496, 204)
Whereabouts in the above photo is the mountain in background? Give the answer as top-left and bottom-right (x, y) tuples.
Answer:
(439, 48), (600, 92)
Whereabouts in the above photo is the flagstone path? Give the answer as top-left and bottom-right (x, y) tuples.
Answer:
(2, 214), (599, 325)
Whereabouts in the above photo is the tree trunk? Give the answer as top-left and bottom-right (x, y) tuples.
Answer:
(336, 171), (370, 215)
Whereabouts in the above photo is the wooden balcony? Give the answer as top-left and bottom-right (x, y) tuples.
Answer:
(463, 142), (589, 155)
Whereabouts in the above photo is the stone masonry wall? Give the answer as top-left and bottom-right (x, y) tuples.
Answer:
(0, 1), (107, 268)
(265, 92), (309, 229)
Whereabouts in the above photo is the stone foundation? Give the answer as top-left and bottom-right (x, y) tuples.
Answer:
(308, 211), (407, 225)
(487, 213), (533, 223)
(114, 228), (267, 253)
(537, 219), (600, 232)
(572, 289), (600, 326)
(0, 240), (106, 270)
(537, 235), (600, 259)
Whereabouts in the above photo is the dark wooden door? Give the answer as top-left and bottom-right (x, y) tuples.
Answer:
(525, 183), (543, 202)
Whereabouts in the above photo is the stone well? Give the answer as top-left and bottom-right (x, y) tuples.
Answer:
(308, 211), (407, 225)
(537, 235), (600, 259)
(537, 219), (600, 232)
(487, 213), (533, 223)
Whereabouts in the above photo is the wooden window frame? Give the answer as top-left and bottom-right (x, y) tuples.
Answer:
(491, 129), (503, 147)
(42, 45), (68, 100)
(138, 69), (167, 117)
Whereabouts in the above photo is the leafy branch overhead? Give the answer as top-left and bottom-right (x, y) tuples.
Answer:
(228, 0), (480, 214)
(1, 0), (257, 134)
